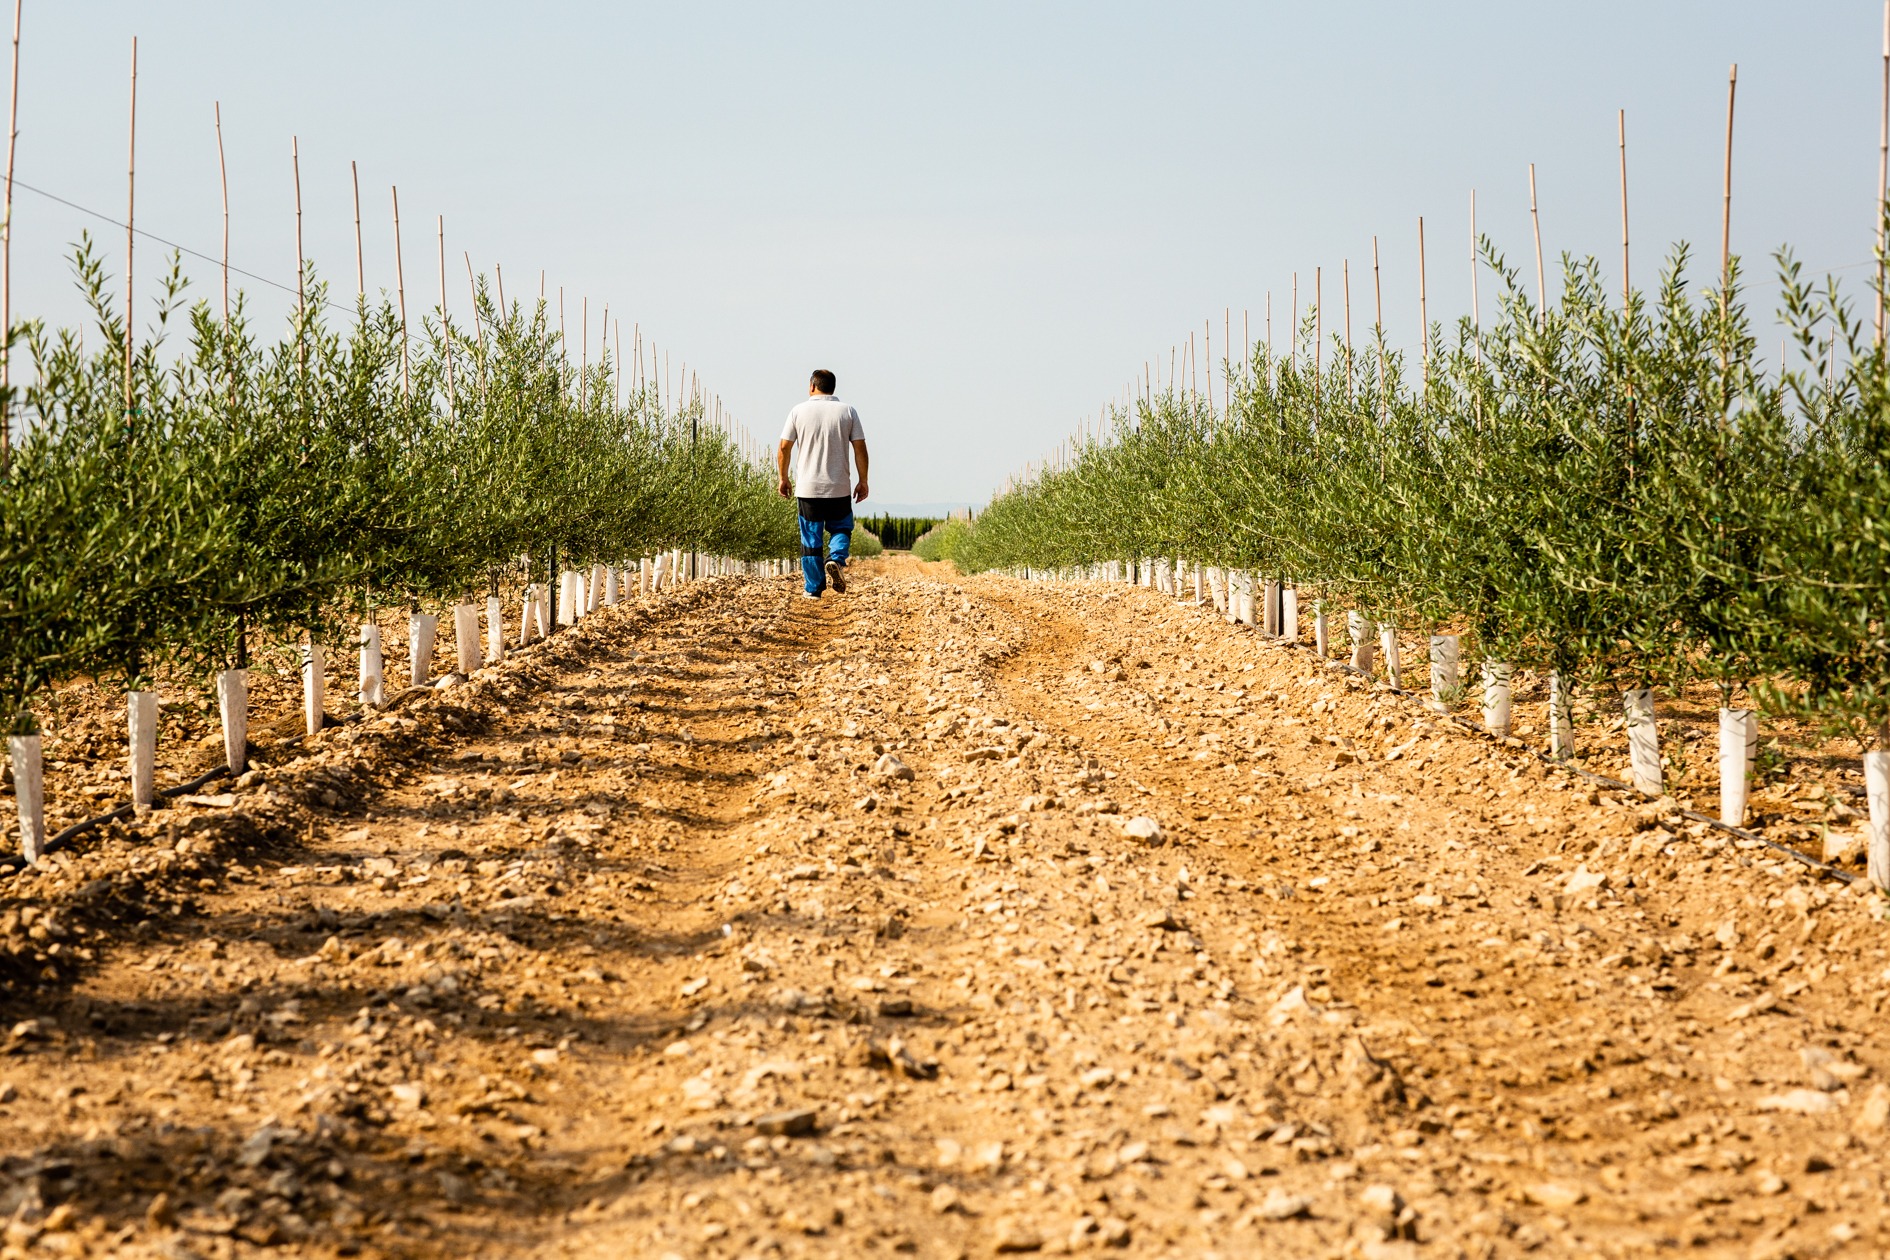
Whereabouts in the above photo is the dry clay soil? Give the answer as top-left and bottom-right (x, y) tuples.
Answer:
(4, 556), (1890, 1260)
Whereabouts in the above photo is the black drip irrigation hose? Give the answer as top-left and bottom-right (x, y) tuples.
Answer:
(1, 763), (234, 877)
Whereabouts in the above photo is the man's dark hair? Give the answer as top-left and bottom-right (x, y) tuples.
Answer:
(810, 369), (837, 394)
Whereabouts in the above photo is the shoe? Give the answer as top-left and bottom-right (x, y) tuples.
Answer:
(826, 560), (846, 593)
(801, 589), (822, 601)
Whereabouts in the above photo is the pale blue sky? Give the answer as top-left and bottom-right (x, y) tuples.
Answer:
(10, 2), (1883, 506)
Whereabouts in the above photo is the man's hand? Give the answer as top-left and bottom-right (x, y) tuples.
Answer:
(850, 438), (869, 505)
(853, 481), (869, 504)
(776, 438), (795, 500)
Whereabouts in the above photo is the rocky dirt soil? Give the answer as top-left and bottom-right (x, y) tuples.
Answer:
(1, 556), (1888, 1259)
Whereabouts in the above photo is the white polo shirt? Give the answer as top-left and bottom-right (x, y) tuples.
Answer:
(780, 395), (865, 498)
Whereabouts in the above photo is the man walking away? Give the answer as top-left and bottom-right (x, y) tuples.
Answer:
(778, 369), (869, 599)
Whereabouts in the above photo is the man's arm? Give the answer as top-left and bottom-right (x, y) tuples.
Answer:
(776, 439), (794, 499)
(851, 439), (870, 504)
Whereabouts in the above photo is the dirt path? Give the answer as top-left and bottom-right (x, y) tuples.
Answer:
(1, 557), (1887, 1259)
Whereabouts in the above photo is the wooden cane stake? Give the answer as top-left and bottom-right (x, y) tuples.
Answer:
(1721, 64), (1737, 309)
(436, 214), (453, 412)
(1528, 165), (1545, 328)
(1879, 2), (1889, 347)
(1618, 110), (1630, 313)
(292, 137), (305, 372)
(391, 186), (408, 400)
(350, 160), (364, 300)
(124, 36), (136, 425)
(0, 0), (19, 471)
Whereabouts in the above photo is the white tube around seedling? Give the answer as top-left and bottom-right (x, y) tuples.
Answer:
(1347, 612), (1376, 673)
(128, 690), (158, 809)
(1206, 567), (1225, 615)
(359, 624), (384, 707)
(1623, 688), (1662, 796)
(1380, 625), (1401, 688)
(1314, 601), (1329, 657)
(1867, 748), (1890, 891)
(1263, 581), (1281, 636)
(9, 734), (44, 865)
(533, 586), (550, 639)
(1429, 635), (1460, 704)
(1718, 708), (1756, 827)
(217, 669), (247, 773)
(604, 567), (619, 606)
(590, 564), (606, 612)
(409, 613), (438, 687)
(485, 596), (504, 664)
(1548, 671), (1574, 759)
(1481, 661), (1512, 737)
(454, 603), (480, 675)
(1282, 588), (1298, 641)
(303, 642), (326, 737)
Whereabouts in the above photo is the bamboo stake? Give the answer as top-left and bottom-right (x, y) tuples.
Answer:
(351, 160), (364, 299)
(0, 0), (18, 473)
(1470, 190), (1481, 366)
(292, 137), (305, 372)
(1204, 320), (1212, 411)
(213, 105), (229, 325)
(1313, 265), (1322, 387)
(1372, 234), (1385, 415)
(1417, 215), (1428, 387)
(580, 295), (588, 410)
(1223, 307), (1231, 407)
(436, 214), (453, 412)
(463, 251), (486, 396)
(1290, 274), (1298, 372)
(1342, 258), (1352, 396)
(1528, 165), (1545, 326)
(1618, 110), (1630, 312)
(392, 186), (408, 399)
(1879, 1), (1889, 348)
(1721, 64), (1737, 308)
(123, 35), (136, 425)
(495, 263), (505, 314)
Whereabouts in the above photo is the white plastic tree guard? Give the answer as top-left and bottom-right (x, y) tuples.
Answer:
(1429, 635), (1460, 703)
(9, 734), (43, 864)
(485, 596), (505, 664)
(533, 586), (550, 639)
(303, 643), (326, 737)
(1263, 581), (1282, 636)
(558, 571), (581, 625)
(409, 613), (438, 687)
(1206, 567), (1226, 615)
(1347, 612), (1376, 673)
(1623, 689), (1663, 796)
(1867, 747), (1890, 890)
(454, 603), (480, 675)
(359, 624), (385, 707)
(1548, 671), (1575, 759)
(517, 592), (536, 647)
(1379, 625), (1401, 688)
(217, 669), (247, 773)
(1282, 588), (1299, 641)
(128, 691), (158, 809)
(1719, 708), (1757, 826)
(589, 564), (607, 613)
(603, 567), (619, 606)
(1480, 661), (1513, 737)
(1314, 601), (1329, 657)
